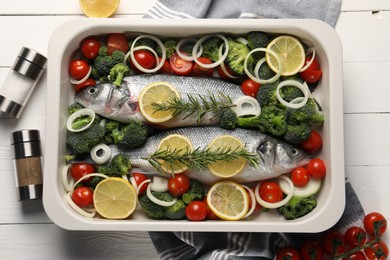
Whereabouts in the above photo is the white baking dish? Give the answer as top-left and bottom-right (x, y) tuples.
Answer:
(43, 18), (344, 232)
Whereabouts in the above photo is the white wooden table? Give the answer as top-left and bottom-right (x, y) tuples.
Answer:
(0, 1), (389, 259)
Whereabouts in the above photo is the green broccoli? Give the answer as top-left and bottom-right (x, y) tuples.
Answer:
(111, 50), (126, 65)
(226, 38), (254, 75)
(68, 102), (84, 115)
(98, 46), (108, 57)
(138, 191), (176, 219)
(104, 119), (148, 149)
(283, 124), (311, 145)
(155, 39), (177, 58)
(97, 153), (132, 177)
(256, 80), (280, 107)
(259, 105), (287, 137)
(278, 195), (317, 220)
(71, 114), (93, 130)
(92, 48), (126, 81)
(247, 31), (272, 50)
(182, 179), (205, 204)
(66, 123), (105, 155)
(219, 108), (238, 130)
(236, 115), (265, 131)
(165, 199), (186, 220)
(286, 98), (324, 126)
(202, 36), (223, 62)
(109, 63), (130, 87)
(258, 62), (275, 81)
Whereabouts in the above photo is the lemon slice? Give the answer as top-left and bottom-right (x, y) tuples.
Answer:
(157, 134), (193, 174)
(266, 35), (305, 76)
(206, 181), (249, 220)
(93, 177), (137, 219)
(207, 135), (247, 178)
(79, 0), (120, 18)
(139, 82), (180, 123)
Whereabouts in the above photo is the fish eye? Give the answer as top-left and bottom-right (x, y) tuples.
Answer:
(87, 87), (97, 95)
(288, 148), (299, 157)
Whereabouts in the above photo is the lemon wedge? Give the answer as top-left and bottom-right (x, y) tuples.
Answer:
(79, 0), (120, 18)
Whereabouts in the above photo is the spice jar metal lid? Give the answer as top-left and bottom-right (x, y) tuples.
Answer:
(12, 47), (47, 81)
(11, 129), (41, 144)
(0, 95), (23, 119)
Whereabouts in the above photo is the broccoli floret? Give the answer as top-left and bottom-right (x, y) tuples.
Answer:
(258, 62), (275, 80)
(283, 124), (311, 145)
(286, 98), (324, 126)
(111, 50), (126, 65)
(97, 153), (131, 177)
(98, 46), (108, 57)
(247, 31), (272, 50)
(256, 80), (280, 107)
(94, 55), (114, 78)
(260, 105), (287, 137)
(182, 179), (205, 204)
(219, 108), (238, 130)
(165, 199), (186, 220)
(202, 36), (223, 62)
(236, 115), (265, 132)
(155, 39), (177, 58)
(227, 38), (254, 75)
(71, 114), (93, 130)
(104, 119), (148, 149)
(109, 63), (130, 87)
(68, 102), (84, 115)
(278, 195), (317, 220)
(139, 191), (176, 219)
(66, 123), (105, 155)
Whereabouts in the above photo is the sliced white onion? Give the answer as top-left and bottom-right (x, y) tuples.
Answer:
(122, 174), (129, 182)
(129, 34), (166, 73)
(235, 37), (248, 45)
(150, 176), (169, 192)
(231, 96), (261, 117)
(276, 80), (310, 109)
(254, 175), (295, 209)
(244, 47), (282, 84)
(176, 38), (202, 61)
(70, 66), (92, 85)
(66, 108), (96, 132)
(192, 34), (229, 69)
(242, 185), (256, 218)
(62, 164), (75, 192)
(299, 47), (316, 72)
(146, 184), (177, 207)
(65, 192), (96, 218)
(137, 179), (151, 195)
(280, 177), (322, 198)
(71, 173), (109, 192)
(90, 143), (112, 164)
(129, 176), (138, 190)
(218, 44), (238, 79)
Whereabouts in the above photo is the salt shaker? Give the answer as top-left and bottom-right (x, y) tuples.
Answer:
(0, 47), (47, 119)
(11, 129), (43, 201)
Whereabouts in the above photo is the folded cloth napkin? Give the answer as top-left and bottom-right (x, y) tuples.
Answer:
(144, 1), (360, 259)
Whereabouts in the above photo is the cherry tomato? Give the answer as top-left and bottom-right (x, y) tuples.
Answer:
(185, 201), (207, 221)
(306, 158), (326, 179)
(71, 186), (94, 208)
(258, 181), (283, 203)
(69, 59), (90, 80)
(75, 78), (96, 92)
(248, 188), (262, 211)
(343, 250), (367, 260)
(300, 130), (322, 153)
(291, 167), (310, 187)
(364, 240), (389, 260)
(276, 247), (301, 260)
(322, 230), (347, 256)
(363, 212), (387, 236)
(299, 57), (322, 83)
(170, 53), (194, 76)
(132, 172), (149, 195)
(158, 57), (173, 74)
(203, 197), (219, 220)
(107, 33), (129, 55)
(344, 226), (366, 247)
(81, 38), (100, 60)
(130, 50), (157, 73)
(168, 173), (190, 197)
(217, 63), (235, 81)
(70, 163), (95, 182)
(192, 57), (214, 77)
(300, 240), (324, 260)
(241, 79), (261, 97)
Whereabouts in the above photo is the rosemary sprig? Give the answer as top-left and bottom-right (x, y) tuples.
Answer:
(152, 92), (236, 122)
(143, 146), (259, 174)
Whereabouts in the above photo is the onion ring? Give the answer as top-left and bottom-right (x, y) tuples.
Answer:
(254, 175), (295, 209)
(192, 34), (229, 69)
(275, 80), (310, 109)
(244, 48), (282, 84)
(66, 108), (96, 132)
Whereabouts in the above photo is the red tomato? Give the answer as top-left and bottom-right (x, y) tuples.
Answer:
(71, 186), (94, 208)
(203, 197), (219, 220)
(363, 212), (387, 236)
(170, 53), (194, 76)
(343, 251), (367, 260)
(299, 57), (322, 83)
(248, 188), (262, 211)
(291, 167), (310, 187)
(300, 130), (322, 153)
(185, 201), (207, 221)
(130, 50), (157, 73)
(168, 173), (190, 197)
(75, 78), (96, 92)
(107, 33), (129, 55)
(81, 38), (100, 60)
(158, 57), (173, 74)
(70, 163), (95, 182)
(258, 181), (283, 203)
(306, 158), (326, 179)
(364, 240), (389, 260)
(69, 59), (90, 80)
(344, 226), (367, 247)
(276, 247), (301, 260)
(217, 63), (235, 81)
(192, 57), (214, 77)
(322, 230), (347, 256)
(241, 79), (261, 97)
(300, 240), (324, 260)
(132, 172), (149, 195)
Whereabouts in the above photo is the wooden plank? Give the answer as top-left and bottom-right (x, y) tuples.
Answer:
(342, 0), (390, 11)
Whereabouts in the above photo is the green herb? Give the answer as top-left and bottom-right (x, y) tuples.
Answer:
(152, 92), (236, 122)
